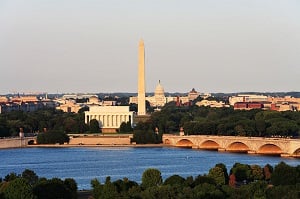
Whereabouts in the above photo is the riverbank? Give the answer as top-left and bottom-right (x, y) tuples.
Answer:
(27, 143), (167, 148)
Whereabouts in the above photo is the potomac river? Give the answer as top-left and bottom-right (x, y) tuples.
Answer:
(0, 147), (299, 190)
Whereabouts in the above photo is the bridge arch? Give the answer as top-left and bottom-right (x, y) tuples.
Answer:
(164, 139), (171, 145)
(226, 142), (250, 153)
(199, 140), (219, 150)
(292, 148), (300, 157)
(27, 139), (35, 145)
(257, 144), (282, 155)
(176, 139), (194, 148)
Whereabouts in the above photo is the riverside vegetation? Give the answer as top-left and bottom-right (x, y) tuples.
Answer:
(0, 101), (300, 144)
(0, 162), (299, 199)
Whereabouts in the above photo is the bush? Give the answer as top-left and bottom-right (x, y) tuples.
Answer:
(37, 130), (69, 144)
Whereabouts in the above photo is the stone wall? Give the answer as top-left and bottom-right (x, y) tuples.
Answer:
(68, 135), (131, 145)
(0, 138), (27, 148)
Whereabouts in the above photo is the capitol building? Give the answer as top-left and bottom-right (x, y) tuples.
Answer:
(129, 80), (202, 108)
(129, 81), (174, 108)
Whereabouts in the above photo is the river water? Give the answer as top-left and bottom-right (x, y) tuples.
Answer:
(0, 147), (299, 190)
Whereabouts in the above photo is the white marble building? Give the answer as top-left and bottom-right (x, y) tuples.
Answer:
(85, 106), (134, 133)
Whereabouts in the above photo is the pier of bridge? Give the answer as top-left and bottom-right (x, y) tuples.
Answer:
(163, 135), (300, 158)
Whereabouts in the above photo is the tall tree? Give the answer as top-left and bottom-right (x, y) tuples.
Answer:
(141, 168), (162, 189)
(89, 119), (100, 133)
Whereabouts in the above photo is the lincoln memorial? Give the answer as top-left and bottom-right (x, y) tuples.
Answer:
(85, 106), (134, 133)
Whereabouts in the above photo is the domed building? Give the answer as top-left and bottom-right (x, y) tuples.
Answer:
(150, 81), (166, 106)
(129, 80), (174, 109)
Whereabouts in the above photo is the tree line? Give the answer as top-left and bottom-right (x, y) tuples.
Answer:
(1, 104), (300, 144)
(0, 169), (77, 199)
(1, 161), (298, 199)
(90, 161), (300, 199)
(150, 102), (300, 138)
(0, 108), (89, 137)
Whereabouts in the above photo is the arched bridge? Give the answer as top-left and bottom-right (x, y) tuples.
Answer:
(163, 135), (300, 158)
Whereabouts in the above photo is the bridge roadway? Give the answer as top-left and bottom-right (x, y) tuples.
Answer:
(162, 135), (300, 158)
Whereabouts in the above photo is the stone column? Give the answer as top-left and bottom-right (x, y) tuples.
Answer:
(85, 114), (88, 124)
(103, 115), (106, 128)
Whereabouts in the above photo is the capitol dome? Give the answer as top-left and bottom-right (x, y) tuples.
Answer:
(154, 80), (165, 96)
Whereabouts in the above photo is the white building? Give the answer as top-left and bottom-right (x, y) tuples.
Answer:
(85, 106), (134, 133)
(229, 94), (268, 106)
(196, 100), (227, 108)
(130, 81), (173, 107)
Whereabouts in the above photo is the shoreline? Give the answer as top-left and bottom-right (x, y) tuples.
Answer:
(26, 143), (168, 148)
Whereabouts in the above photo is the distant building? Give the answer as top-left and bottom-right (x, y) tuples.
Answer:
(0, 95), (55, 114)
(230, 94), (300, 111)
(188, 88), (200, 101)
(234, 102), (265, 110)
(196, 99), (227, 108)
(102, 100), (117, 106)
(62, 94), (96, 100)
(56, 100), (81, 113)
(130, 82), (205, 109)
(0, 96), (8, 103)
(130, 81), (174, 108)
(87, 96), (101, 105)
(229, 94), (268, 106)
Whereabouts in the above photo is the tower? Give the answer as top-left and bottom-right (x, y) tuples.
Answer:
(138, 39), (146, 115)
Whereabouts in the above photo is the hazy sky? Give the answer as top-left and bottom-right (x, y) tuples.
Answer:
(0, 0), (299, 94)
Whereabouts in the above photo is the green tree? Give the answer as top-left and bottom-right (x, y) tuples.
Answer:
(193, 183), (224, 199)
(141, 168), (162, 189)
(141, 185), (178, 199)
(64, 178), (77, 199)
(215, 163), (229, 184)
(208, 166), (226, 186)
(89, 119), (100, 133)
(100, 177), (118, 199)
(263, 164), (273, 181)
(113, 178), (138, 195)
(247, 181), (267, 199)
(63, 117), (78, 133)
(266, 184), (300, 199)
(91, 178), (102, 199)
(255, 119), (266, 136)
(250, 165), (264, 181)
(230, 163), (252, 183)
(119, 121), (133, 133)
(37, 130), (69, 144)
(4, 172), (19, 182)
(163, 175), (185, 186)
(192, 175), (215, 187)
(271, 162), (297, 186)
(4, 178), (34, 199)
(22, 169), (38, 186)
(33, 178), (74, 199)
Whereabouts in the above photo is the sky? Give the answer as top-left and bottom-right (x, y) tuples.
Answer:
(0, 0), (299, 94)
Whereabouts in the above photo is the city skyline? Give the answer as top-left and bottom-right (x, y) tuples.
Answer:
(0, 0), (299, 95)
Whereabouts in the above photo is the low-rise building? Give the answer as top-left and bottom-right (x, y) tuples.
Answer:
(229, 94), (268, 106)
(196, 99), (227, 108)
(56, 100), (82, 113)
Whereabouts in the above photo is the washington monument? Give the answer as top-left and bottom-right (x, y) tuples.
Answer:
(138, 39), (146, 115)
